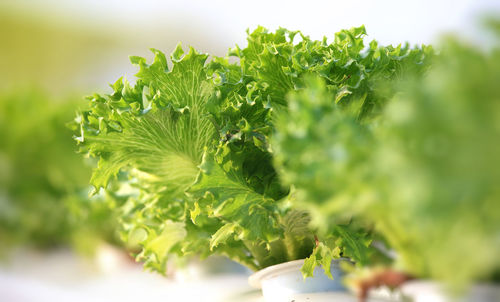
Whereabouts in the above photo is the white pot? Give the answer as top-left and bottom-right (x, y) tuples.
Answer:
(248, 259), (349, 302)
(400, 281), (500, 302)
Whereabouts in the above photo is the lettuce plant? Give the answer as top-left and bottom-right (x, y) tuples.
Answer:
(274, 25), (500, 288)
(74, 26), (431, 276)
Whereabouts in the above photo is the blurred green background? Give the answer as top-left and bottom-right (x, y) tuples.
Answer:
(0, 2), (499, 301)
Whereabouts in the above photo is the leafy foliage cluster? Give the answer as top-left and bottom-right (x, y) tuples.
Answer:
(274, 27), (500, 287)
(74, 26), (433, 276)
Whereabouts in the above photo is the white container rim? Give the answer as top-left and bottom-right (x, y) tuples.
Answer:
(248, 258), (351, 289)
(248, 259), (306, 289)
